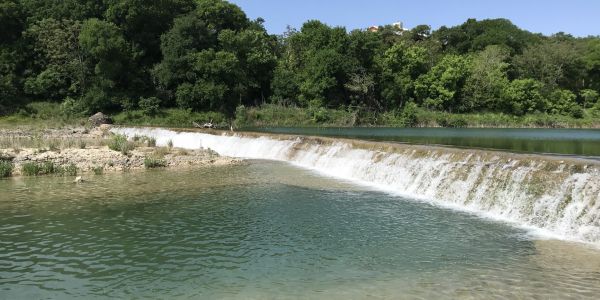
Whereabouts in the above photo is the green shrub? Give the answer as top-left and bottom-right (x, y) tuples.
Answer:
(21, 162), (41, 176)
(0, 161), (13, 178)
(21, 161), (56, 176)
(78, 139), (87, 149)
(146, 137), (156, 147)
(60, 164), (78, 176)
(40, 161), (56, 174)
(144, 157), (167, 169)
(92, 166), (104, 175)
(139, 97), (161, 116)
(108, 134), (135, 155)
(400, 102), (419, 127)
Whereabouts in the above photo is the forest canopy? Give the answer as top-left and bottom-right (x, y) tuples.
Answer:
(1, 0), (600, 121)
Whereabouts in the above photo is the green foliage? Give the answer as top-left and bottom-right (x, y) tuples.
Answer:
(580, 89), (599, 109)
(0, 1), (598, 124)
(549, 89), (582, 118)
(502, 79), (547, 115)
(59, 163), (78, 176)
(92, 166), (103, 175)
(21, 161), (56, 176)
(108, 134), (135, 155)
(378, 42), (428, 109)
(0, 160), (14, 177)
(415, 54), (471, 111)
(113, 108), (226, 127)
(144, 157), (167, 169)
(463, 45), (510, 111)
(138, 97), (161, 116)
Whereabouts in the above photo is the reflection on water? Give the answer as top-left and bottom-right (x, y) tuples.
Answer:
(1, 161), (599, 299)
(246, 127), (600, 157)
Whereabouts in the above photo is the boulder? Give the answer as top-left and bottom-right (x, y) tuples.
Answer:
(88, 112), (113, 127)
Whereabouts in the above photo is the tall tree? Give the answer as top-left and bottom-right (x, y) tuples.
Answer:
(462, 45), (510, 111)
(415, 54), (471, 111)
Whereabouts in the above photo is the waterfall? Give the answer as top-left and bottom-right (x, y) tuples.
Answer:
(112, 127), (600, 246)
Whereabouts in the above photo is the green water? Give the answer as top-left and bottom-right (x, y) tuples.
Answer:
(1, 162), (600, 299)
(246, 127), (600, 157)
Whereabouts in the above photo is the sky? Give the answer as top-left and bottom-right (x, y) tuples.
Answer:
(228, 0), (599, 37)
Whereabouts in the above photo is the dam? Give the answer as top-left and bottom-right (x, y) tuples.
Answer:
(113, 127), (600, 246)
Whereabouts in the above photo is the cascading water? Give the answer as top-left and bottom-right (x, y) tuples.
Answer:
(112, 127), (600, 246)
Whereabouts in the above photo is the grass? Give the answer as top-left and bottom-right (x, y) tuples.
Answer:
(0, 160), (14, 177)
(92, 166), (104, 175)
(235, 104), (357, 128)
(235, 104), (600, 128)
(144, 157), (167, 169)
(21, 161), (55, 176)
(113, 109), (227, 128)
(21, 161), (78, 176)
(0, 135), (103, 150)
(108, 134), (135, 155)
(3, 101), (599, 130)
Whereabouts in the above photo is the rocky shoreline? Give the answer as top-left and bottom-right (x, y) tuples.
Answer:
(0, 125), (242, 177)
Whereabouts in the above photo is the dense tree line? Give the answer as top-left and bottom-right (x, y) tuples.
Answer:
(1, 0), (600, 119)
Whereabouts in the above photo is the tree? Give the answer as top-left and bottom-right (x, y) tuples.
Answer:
(462, 45), (510, 111)
(377, 42), (428, 109)
(549, 89), (582, 117)
(23, 19), (86, 101)
(20, 0), (106, 21)
(219, 28), (277, 105)
(583, 39), (600, 91)
(580, 89), (599, 109)
(79, 18), (131, 112)
(501, 79), (546, 115)
(415, 54), (471, 111)
(433, 18), (538, 54)
(195, 0), (249, 32)
(154, 0), (275, 114)
(513, 39), (582, 92)
(105, 0), (195, 60)
(0, 0), (26, 114)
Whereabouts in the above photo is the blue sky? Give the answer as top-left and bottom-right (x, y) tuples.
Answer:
(228, 0), (599, 37)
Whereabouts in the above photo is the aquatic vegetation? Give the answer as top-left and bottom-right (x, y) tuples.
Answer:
(92, 166), (104, 175)
(59, 164), (78, 176)
(0, 160), (13, 178)
(144, 157), (167, 169)
(21, 161), (56, 176)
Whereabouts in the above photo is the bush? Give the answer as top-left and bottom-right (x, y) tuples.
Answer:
(146, 137), (156, 147)
(144, 157), (167, 169)
(0, 161), (13, 178)
(108, 134), (135, 155)
(60, 164), (78, 176)
(400, 102), (419, 127)
(139, 97), (161, 116)
(92, 166), (103, 175)
(21, 161), (56, 176)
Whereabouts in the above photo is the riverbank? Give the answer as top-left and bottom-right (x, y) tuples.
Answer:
(0, 126), (242, 178)
(4, 101), (600, 130)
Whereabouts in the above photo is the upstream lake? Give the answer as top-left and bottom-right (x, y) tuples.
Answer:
(1, 162), (600, 299)
(245, 127), (600, 157)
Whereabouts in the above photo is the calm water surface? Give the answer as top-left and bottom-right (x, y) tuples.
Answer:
(1, 162), (599, 299)
(246, 127), (600, 157)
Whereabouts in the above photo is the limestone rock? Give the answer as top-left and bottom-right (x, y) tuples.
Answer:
(88, 112), (113, 127)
